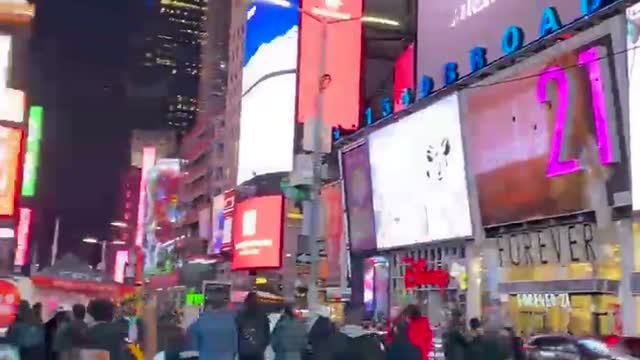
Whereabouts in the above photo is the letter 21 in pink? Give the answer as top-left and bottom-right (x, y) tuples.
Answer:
(537, 46), (617, 178)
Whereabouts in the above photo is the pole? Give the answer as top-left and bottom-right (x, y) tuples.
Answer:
(51, 217), (60, 266)
(100, 241), (107, 272)
(307, 17), (328, 310)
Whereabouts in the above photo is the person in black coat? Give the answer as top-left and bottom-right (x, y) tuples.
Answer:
(116, 298), (145, 346)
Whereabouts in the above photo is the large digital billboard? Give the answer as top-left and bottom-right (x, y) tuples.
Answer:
(417, 0), (588, 89)
(321, 181), (343, 285)
(297, 0), (362, 130)
(369, 94), (472, 249)
(342, 144), (376, 253)
(208, 194), (224, 255)
(0, 126), (21, 217)
(394, 44), (414, 113)
(237, 1), (299, 185)
(13, 207), (30, 267)
(21, 106), (42, 197)
(464, 30), (627, 226)
(629, 4), (640, 211)
(232, 195), (284, 270)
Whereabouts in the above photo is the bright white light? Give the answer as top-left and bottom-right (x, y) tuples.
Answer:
(110, 221), (127, 228)
(360, 16), (400, 27)
(83, 237), (99, 244)
(238, 25), (298, 185)
(0, 89), (24, 123)
(256, 0), (292, 7)
(0, 228), (13, 238)
(111, 240), (126, 245)
(369, 94), (472, 248)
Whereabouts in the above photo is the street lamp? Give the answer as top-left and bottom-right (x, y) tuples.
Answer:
(110, 221), (128, 229)
(256, 0), (400, 309)
(83, 237), (127, 271)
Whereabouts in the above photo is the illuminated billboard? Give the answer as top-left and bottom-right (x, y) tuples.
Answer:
(231, 195), (284, 270)
(369, 94), (472, 248)
(0, 126), (21, 217)
(21, 106), (42, 197)
(143, 158), (180, 274)
(237, 1), (299, 184)
(135, 147), (156, 247)
(463, 30), (627, 225)
(393, 44), (414, 113)
(208, 194), (224, 255)
(297, 0), (362, 130)
(0, 89), (24, 123)
(13, 207), (30, 266)
(417, 0), (596, 89)
(629, 4), (640, 211)
(0, 35), (9, 87)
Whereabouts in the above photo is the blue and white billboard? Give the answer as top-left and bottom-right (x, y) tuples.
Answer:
(237, 0), (299, 185)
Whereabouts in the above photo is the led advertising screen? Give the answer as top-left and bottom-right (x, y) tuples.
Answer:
(297, 0), (362, 130)
(21, 106), (43, 197)
(342, 144), (376, 253)
(231, 195), (284, 270)
(321, 181), (343, 285)
(0, 126), (21, 217)
(209, 194), (225, 255)
(629, 4), (640, 211)
(0, 89), (24, 123)
(417, 0), (586, 89)
(237, 1), (299, 185)
(394, 44), (414, 113)
(13, 207), (30, 267)
(369, 94), (471, 249)
(0, 35), (9, 88)
(464, 34), (627, 226)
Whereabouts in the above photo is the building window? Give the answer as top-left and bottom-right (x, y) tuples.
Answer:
(215, 167), (223, 180)
(215, 142), (224, 155)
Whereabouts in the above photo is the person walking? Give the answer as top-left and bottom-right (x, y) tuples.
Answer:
(334, 305), (385, 360)
(6, 301), (45, 360)
(84, 299), (132, 360)
(307, 306), (336, 360)
(386, 307), (421, 360)
(404, 305), (433, 360)
(117, 298), (145, 345)
(443, 311), (467, 360)
(189, 296), (238, 360)
(466, 318), (485, 360)
(45, 305), (71, 360)
(270, 305), (307, 360)
(236, 292), (270, 360)
(54, 303), (89, 359)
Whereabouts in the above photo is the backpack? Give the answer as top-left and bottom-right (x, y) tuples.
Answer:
(237, 313), (268, 356)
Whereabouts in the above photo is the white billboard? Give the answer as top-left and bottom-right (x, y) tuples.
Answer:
(369, 93), (472, 249)
(236, 1), (299, 185)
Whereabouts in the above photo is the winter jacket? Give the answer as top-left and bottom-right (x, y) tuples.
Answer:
(334, 325), (385, 360)
(54, 319), (89, 353)
(271, 317), (308, 360)
(6, 321), (45, 360)
(84, 321), (133, 360)
(443, 328), (467, 360)
(407, 317), (433, 360)
(386, 322), (421, 360)
(189, 309), (238, 360)
(308, 316), (336, 360)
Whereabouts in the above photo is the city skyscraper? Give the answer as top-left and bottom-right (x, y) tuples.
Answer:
(127, 0), (206, 134)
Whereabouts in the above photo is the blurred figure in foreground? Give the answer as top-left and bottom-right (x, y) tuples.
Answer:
(85, 299), (131, 360)
(7, 300), (45, 360)
(32, 302), (43, 324)
(307, 305), (335, 360)
(270, 305), (307, 360)
(157, 309), (185, 360)
(386, 306), (420, 360)
(236, 292), (270, 360)
(118, 298), (144, 344)
(404, 305), (433, 360)
(45, 305), (71, 360)
(190, 296), (238, 360)
(54, 303), (89, 359)
(334, 304), (385, 360)
(443, 310), (466, 360)
(466, 318), (485, 360)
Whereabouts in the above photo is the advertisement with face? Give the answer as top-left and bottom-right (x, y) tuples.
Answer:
(231, 195), (284, 270)
(417, 0), (585, 89)
(628, 4), (640, 211)
(297, 0), (362, 130)
(0, 126), (21, 217)
(342, 144), (376, 252)
(237, 1), (299, 184)
(369, 94), (472, 249)
(321, 181), (343, 285)
(464, 35), (627, 226)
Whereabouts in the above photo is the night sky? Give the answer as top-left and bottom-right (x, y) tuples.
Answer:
(30, 0), (134, 264)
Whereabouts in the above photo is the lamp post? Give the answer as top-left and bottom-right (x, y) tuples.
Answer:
(256, 0), (399, 309)
(83, 237), (126, 272)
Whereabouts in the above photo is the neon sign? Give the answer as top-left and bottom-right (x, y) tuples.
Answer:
(14, 207), (31, 266)
(403, 258), (450, 293)
(21, 106), (43, 197)
(332, 0), (617, 141)
(539, 46), (618, 177)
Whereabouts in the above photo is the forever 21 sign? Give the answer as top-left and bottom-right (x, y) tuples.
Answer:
(492, 223), (598, 267)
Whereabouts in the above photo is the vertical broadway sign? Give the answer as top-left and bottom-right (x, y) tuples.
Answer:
(21, 106), (43, 197)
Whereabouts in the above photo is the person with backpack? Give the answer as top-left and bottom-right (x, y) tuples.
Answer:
(7, 301), (45, 360)
(189, 295), (237, 360)
(270, 305), (307, 360)
(236, 292), (271, 360)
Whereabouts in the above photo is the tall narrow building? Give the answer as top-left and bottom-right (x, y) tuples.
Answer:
(127, 0), (206, 134)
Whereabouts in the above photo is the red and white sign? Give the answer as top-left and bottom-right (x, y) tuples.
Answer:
(13, 207), (31, 266)
(0, 280), (20, 328)
(232, 195), (284, 270)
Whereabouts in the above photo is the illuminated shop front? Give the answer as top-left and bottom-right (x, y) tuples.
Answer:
(489, 215), (623, 336)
